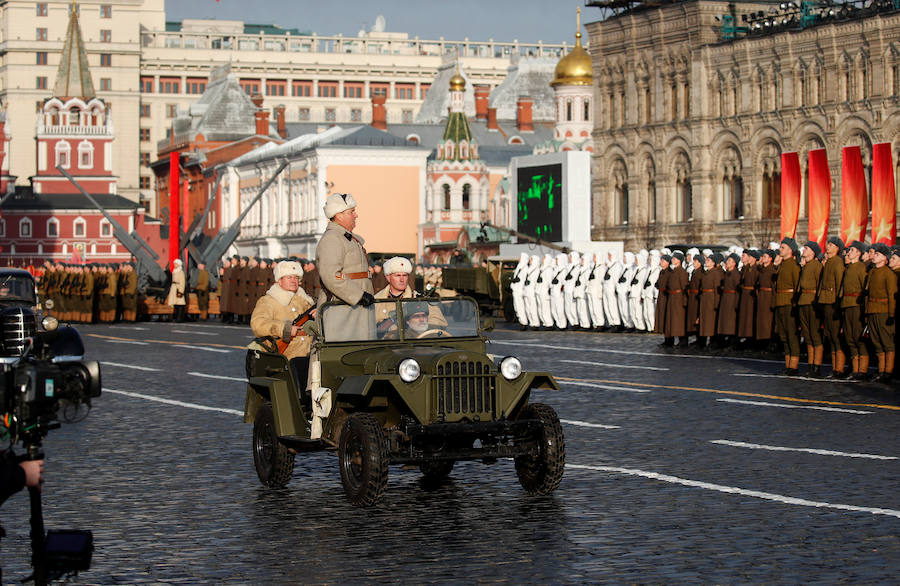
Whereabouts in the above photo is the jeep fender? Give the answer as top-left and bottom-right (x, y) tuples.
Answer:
(335, 375), (396, 407)
(245, 376), (305, 437)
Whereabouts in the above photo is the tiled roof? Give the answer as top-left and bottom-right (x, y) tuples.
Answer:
(0, 188), (139, 211)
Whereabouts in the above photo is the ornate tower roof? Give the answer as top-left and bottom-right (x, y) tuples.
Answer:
(551, 8), (592, 88)
(439, 66), (477, 161)
(53, 2), (95, 100)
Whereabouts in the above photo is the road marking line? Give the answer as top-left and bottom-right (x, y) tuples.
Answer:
(560, 381), (651, 393)
(567, 463), (900, 519)
(104, 389), (244, 416)
(716, 398), (872, 414)
(710, 439), (897, 460)
(733, 373), (851, 384)
(107, 326), (150, 331)
(553, 376), (900, 411)
(113, 340), (149, 346)
(560, 419), (620, 429)
(559, 358), (668, 371)
(177, 345), (233, 353)
(490, 339), (779, 364)
(188, 372), (246, 382)
(87, 333), (245, 350)
(100, 362), (160, 372)
(171, 330), (219, 336)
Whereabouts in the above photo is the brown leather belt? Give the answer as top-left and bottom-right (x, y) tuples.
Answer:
(778, 288), (795, 293)
(688, 289), (699, 294)
(759, 287), (773, 292)
(801, 289), (817, 294)
(869, 297), (888, 303)
(723, 289), (737, 294)
(701, 288), (716, 293)
(843, 292), (862, 297)
(335, 271), (370, 280)
(668, 289), (683, 294)
(741, 286), (754, 290)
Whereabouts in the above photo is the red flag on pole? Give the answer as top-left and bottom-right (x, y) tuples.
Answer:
(840, 146), (868, 244)
(168, 152), (180, 266)
(871, 142), (896, 245)
(807, 148), (831, 250)
(781, 152), (801, 239)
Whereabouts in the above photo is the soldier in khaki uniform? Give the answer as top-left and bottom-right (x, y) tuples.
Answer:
(817, 237), (846, 378)
(120, 262), (138, 322)
(98, 264), (117, 323)
(841, 241), (869, 379)
(775, 238), (801, 375)
(250, 260), (314, 360)
(797, 241), (824, 377)
(865, 243), (896, 382)
(195, 262), (210, 321)
(80, 264), (94, 323)
(373, 256), (447, 337)
(755, 250), (778, 351)
(315, 193), (375, 341)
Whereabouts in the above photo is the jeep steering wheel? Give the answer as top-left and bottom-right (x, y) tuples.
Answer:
(416, 328), (451, 339)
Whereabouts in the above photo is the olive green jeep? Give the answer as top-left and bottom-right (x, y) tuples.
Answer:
(243, 297), (563, 506)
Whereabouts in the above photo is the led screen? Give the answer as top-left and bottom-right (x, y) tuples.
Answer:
(516, 163), (562, 240)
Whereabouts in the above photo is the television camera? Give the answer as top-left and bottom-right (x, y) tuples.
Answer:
(0, 269), (101, 584)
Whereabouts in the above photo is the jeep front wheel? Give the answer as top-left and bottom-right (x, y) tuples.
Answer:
(338, 413), (389, 506)
(253, 401), (295, 488)
(514, 402), (565, 495)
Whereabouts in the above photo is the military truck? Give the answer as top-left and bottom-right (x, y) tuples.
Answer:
(440, 258), (519, 321)
(243, 296), (564, 506)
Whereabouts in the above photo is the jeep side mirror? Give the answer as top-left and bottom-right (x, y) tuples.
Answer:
(481, 317), (495, 332)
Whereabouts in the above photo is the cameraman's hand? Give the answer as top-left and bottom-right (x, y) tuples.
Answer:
(20, 460), (43, 491)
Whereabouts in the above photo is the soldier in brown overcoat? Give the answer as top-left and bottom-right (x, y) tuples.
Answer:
(235, 256), (251, 324)
(301, 259), (321, 300)
(195, 262), (210, 321)
(818, 237), (846, 377)
(654, 255), (671, 340)
(755, 250), (778, 349)
(775, 238), (802, 375)
(716, 253), (741, 347)
(841, 241), (869, 379)
(797, 241), (824, 376)
(698, 253), (723, 348)
(865, 243), (896, 382)
(664, 251), (689, 346)
(685, 256), (703, 341)
(737, 250), (759, 346)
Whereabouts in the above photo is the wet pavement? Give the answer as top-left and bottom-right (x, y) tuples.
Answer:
(1, 320), (898, 583)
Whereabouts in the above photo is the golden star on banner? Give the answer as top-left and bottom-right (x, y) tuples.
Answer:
(809, 224), (825, 243)
(845, 220), (865, 242)
(874, 218), (894, 242)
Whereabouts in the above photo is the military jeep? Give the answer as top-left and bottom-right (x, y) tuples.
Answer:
(243, 296), (564, 506)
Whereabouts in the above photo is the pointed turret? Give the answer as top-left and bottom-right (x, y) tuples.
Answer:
(53, 2), (95, 100)
(439, 63), (477, 161)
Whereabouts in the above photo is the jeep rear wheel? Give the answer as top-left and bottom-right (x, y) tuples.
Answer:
(253, 401), (294, 488)
(514, 402), (565, 495)
(339, 413), (389, 506)
(420, 459), (455, 480)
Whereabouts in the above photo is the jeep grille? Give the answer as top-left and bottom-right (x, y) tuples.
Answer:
(433, 359), (496, 420)
(1, 307), (35, 356)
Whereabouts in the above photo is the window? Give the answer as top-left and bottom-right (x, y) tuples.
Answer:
(36, 28), (48, 41)
(395, 84), (414, 99)
(100, 4), (112, 18)
(36, 3), (48, 16)
(240, 79), (260, 95)
(318, 83), (337, 98)
(292, 82), (311, 97)
(462, 184), (471, 210)
(139, 176), (151, 189)
(19, 218), (32, 238)
(166, 104), (177, 118)
(100, 220), (112, 238)
(140, 152), (151, 166)
(139, 128), (151, 141)
(36, 77), (48, 90)
(101, 29), (112, 43)
(36, 52), (48, 65)
(55, 141), (71, 168)
(344, 84), (363, 98)
(420, 85), (430, 99)
(442, 185), (451, 210)
(0, 219), (5, 237)
(566, 100), (573, 122)
(46, 218), (58, 237)
(159, 78), (180, 94)
(140, 77), (154, 93)
(584, 98), (591, 121)
(186, 79), (206, 94)
(350, 109), (362, 122)
(77, 141), (93, 168)
(324, 108), (336, 122)
(402, 109), (413, 124)
(99, 78), (112, 91)
(73, 218), (86, 237)
(100, 53), (112, 67)
(298, 108), (310, 121)
(266, 80), (286, 96)
(140, 104), (150, 117)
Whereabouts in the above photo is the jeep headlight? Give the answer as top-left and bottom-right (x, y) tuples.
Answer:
(398, 358), (420, 383)
(499, 356), (522, 380)
(41, 315), (59, 332)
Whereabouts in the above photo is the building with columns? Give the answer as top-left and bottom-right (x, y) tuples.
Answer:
(586, 0), (900, 250)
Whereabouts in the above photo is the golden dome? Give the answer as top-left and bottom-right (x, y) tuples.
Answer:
(551, 31), (592, 87)
(449, 70), (466, 91)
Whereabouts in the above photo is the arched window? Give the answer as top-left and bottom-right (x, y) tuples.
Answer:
(73, 217), (86, 237)
(442, 184), (451, 210)
(462, 184), (471, 210)
(78, 141), (94, 168)
(46, 218), (59, 237)
(69, 107), (80, 125)
(583, 98), (590, 121)
(100, 219), (112, 237)
(446, 142), (454, 159)
(18, 217), (32, 238)
(566, 99), (573, 122)
(55, 141), (71, 169)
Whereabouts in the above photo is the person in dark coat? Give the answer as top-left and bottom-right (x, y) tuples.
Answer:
(841, 241), (869, 379)
(775, 238), (802, 375)
(818, 237), (846, 377)
(686, 255), (703, 342)
(697, 253), (722, 348)
(664, 251), (689, 346)
(654, 255), (671, 342)
(798, 241), (824, 376)
(865, 243), (896, 382)
(737, 250), (759, 347)
(755, 250), (778, 351)
(716, 253), (741, 347)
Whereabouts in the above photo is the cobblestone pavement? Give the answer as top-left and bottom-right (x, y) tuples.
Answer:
(1, 320), (898, 583)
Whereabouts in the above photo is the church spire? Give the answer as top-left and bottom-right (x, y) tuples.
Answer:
(53, 1), (95, 100)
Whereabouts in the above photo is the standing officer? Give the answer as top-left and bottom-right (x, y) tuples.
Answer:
(818, 237), (846, 377)
(865, 243), (896, 382)
(195, 261), (210, 321)
(775, 238), (802, 375)
(316, 193), (375, 341)
(798, 241), (824, 376)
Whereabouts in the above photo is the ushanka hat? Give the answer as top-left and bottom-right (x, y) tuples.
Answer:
(324, 192), (357, 219)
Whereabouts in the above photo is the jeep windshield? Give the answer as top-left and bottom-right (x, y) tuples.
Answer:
(0, 275), (36, 305)
(321, 297), (480, 342)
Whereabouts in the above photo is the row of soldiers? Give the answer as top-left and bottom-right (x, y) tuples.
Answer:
(37, 260), (139, 323)
(656, 236), (900, 382)
(218, 255), (320, 324)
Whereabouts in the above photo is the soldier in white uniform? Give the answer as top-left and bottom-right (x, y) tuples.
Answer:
(574, 255), (593, 329)
(563, 251), (581, 326)
(603, 251), (623, 328)
(549, 253), (568, 329)
(510, 252), (530, 329)
(616, 251), (636, 330)
(522, 255), (542, 329)
(643, 250), (661, 332)
(685, 247), (700, 277)
(587, 252), (606, 329)
(629, 251), (650, 331)
(537, 254), (555, 328)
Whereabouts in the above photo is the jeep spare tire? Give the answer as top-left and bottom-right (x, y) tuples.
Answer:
(339, 413), (389, 506)
(253, 401), (295, 488)
(514, 402), (565, 495)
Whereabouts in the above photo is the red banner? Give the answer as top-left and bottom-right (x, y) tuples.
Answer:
(807, 149), (831, 250)
(168, 152), (180, 266)
(840, 146), (868, 244)
(781, 152), (801, 239)
(871, 142), (896, 245)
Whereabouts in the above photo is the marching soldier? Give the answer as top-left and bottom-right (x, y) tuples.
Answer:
(98, 264), (117, 323)
(685, 254), (703, 343)
(798, 241), (824, 377)
(865, 243), (896, 382)
(737, 250), (759, 349)
(120, 262), (138, 322)
(755, 250), (778, 352)
(80, 263), (94, 323)
(654, 254), (670, 340)
(818, 237), (846, 378)
(842, 241), (869, 379)
(716, 253), (741, 349)
(775, 238), (802, 375)
(195, 261), (210, 321)
(698, 253), (723, 349)
(664, 251), (688, 347)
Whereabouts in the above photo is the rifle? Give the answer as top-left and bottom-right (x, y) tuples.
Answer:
(276, 304), (317, 354)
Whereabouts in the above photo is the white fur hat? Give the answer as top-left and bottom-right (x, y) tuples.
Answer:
(274, 260), (303, 281)
(324, 192), (357, 219)
(383, 256), (413, 276)
(172, 258), (182, 267)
